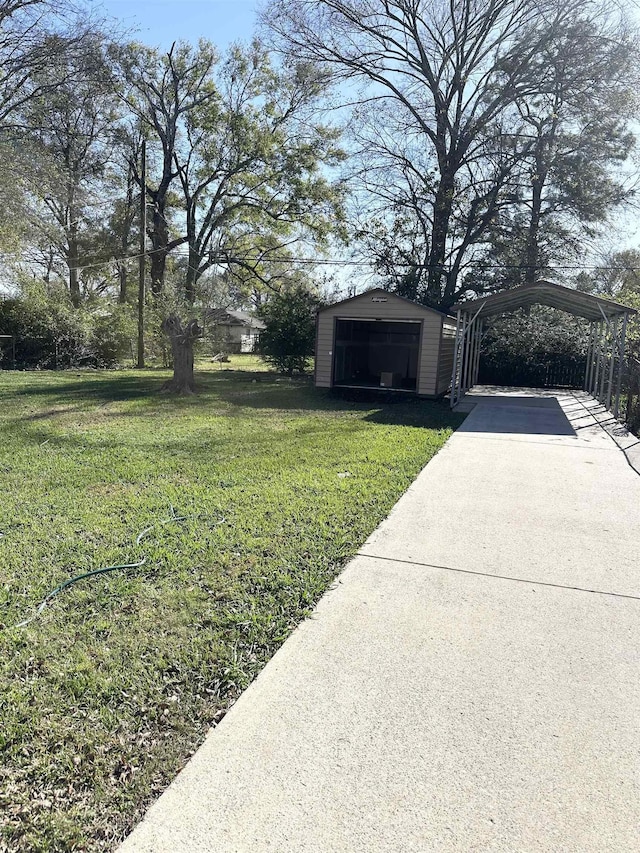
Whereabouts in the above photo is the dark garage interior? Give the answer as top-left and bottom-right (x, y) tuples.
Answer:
(332, 319), (420, 391)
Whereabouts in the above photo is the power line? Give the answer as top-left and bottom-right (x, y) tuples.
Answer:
(6, 243), (640, 275)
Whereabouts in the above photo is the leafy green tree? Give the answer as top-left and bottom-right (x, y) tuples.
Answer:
(113, 40), (218, 295)
(577, 249), (640, 361)
(24, 36), (123, 305)
(0, 277), (135, 368)
(457, 207), (563, 296)
(505, 17), (635, 284)
(0, 4), (113, 255)
(258, 285), (323, 375)
(115, 38), (345, 301)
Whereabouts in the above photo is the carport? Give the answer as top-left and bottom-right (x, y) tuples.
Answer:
(450, 280), (636, 415)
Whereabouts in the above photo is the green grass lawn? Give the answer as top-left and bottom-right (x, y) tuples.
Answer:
(0, 358), (463, 852)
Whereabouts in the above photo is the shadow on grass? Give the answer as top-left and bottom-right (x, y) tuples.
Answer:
(3, 368), (464, 435)
(8, 372), (163, 404)
(207, 375), (464, 431)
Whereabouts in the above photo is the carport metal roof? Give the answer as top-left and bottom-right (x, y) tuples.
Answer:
(449, 280), (636, 416)
(451, 279), (636, 322)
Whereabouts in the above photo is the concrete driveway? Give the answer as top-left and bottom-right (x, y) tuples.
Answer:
(119, 389), (640, 853)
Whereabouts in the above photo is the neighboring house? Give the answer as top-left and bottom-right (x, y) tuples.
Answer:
(206, 309), (265, 354)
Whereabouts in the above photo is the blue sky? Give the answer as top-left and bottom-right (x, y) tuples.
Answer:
(93, 0), (639, 264)
(97, 0), (259, 49)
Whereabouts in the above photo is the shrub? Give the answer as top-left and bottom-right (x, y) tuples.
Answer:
(479, 306), (590, 388)
(0, 282), (136, 369)
(257, 286), (323, 375)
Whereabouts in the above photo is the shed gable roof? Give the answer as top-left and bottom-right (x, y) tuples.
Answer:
(319, 287), (448, 317)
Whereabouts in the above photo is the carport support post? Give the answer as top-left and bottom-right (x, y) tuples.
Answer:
(463, 317), (470, 392)
(462, 306), (484, 395)
(597, 321), (606, 399)
(594, 321), (604, 401)
(470, 316), (478, 390)
(458, 311), (468, 402)
(606, 317), (618, 411)
(587, 322), (595, 394)
(584, 323), (595, 392)
(592, 322), (600, 393)
(473, 319), (483, 386)
(590, 322), (598, 394)
(613, 312), (628, 419)
(469, 321), (477, 388)
(463, 313), (473, 392)
(599, 321), (609, 404)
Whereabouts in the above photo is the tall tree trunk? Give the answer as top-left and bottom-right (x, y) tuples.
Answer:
(118, 262), (127, 303)
(185, 245), (199, 303)
(523, 108), (557, 285)
(149, 201), (169, 296)
(68, 230), (81, 308)
(442, 267), (461, 312)
(161, 315), (201, 393)
(44, 245), (54, 285)
(427, 168), (455, 306)
(524, 177), (544, 285)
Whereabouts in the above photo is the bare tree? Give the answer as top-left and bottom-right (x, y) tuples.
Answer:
(350, 97), (525, 305)
(0, 1), (99, 131)
(265, 0), (624, 309)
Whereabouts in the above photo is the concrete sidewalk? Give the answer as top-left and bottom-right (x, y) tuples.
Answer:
(119, 390), (640, 853)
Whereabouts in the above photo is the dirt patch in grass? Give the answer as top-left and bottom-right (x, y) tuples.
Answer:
(0, 365), (463, 852)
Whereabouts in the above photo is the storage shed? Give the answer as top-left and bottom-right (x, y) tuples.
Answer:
(315, 288), (456, 397)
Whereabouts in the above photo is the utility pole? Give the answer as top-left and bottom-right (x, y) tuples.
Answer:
(137, 139), (147, 369)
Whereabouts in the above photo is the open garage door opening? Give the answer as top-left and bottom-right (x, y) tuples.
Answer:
(333, 319), (420, 391)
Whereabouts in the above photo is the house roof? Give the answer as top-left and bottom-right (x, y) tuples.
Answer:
(318, 287), (452, 317)
(208, 308), (265, 329)
(451, 280), (637, 323)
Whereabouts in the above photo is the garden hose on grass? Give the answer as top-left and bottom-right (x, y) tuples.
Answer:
(14, 557), (149, 629)
(10, 506), (224, 630)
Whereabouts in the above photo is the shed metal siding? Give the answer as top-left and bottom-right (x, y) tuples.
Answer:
(315, 311), (334, 388)
(417, 312), (444, 396)
(315, 290), (447, 396)
(436, 319), (456, 395)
